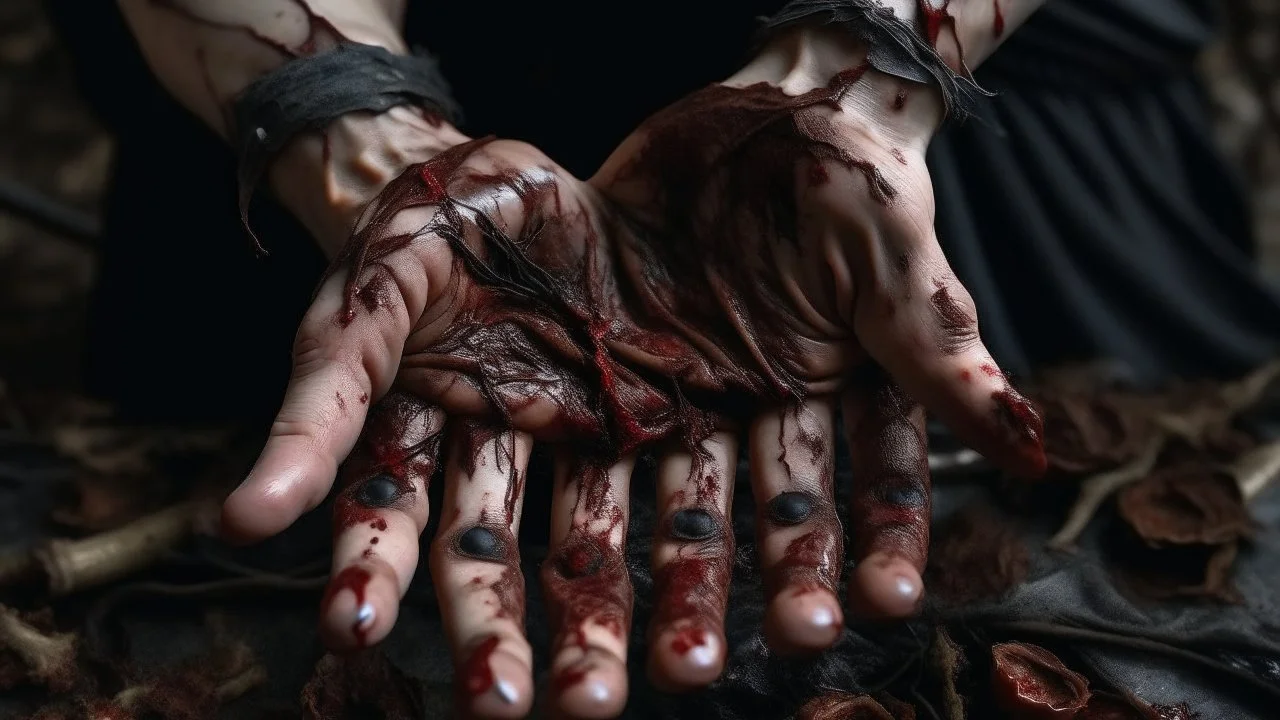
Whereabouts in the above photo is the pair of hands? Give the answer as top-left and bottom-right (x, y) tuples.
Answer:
(221, 28), (1044, 720)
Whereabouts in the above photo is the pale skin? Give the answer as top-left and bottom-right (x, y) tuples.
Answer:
(117, 1), (1046, 718)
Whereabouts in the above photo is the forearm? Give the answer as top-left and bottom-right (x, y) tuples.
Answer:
(739, 0), (1047, 120)
(117, 0), (466, 255)
(905, 0), (1045, 71)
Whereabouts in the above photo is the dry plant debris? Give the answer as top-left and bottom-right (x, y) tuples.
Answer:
(990, 642), (1091, 720)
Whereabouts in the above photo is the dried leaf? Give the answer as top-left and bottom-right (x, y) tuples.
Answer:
(1117, 541), (1242, 602)
(1034, 389), (1153, 475)
(1118, 466), (1253, 546)
(991, 642), (1090, 720)
(110, 637), (264, 720)
(797, 693), (913, 720)
(0, 605), (78, 692)
(301, 650), (423, 720)
(927, 505), (1028, 603)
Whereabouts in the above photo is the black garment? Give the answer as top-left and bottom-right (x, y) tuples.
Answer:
(46, 1), (1280, 416)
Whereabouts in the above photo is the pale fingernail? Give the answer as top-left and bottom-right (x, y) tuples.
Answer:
(895, 575), (920, 600)
(811, 604), (837, 628)
(494, 678), (518, 704)
(356, 603), (376, 627)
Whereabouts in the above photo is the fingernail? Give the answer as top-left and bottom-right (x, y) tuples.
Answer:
(494, 678), (518, 704)
(894, 575), (921, 601)
(355, 603), (376, 627)
(810, 604), (837, 628)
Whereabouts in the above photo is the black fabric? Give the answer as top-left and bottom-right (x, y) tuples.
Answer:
(757, 0), (990, 117)
(233, 41), (460, 234)
(931, 0), (1280, 384)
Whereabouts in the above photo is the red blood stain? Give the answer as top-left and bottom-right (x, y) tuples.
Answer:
(358, 392), (369, 405)
(322, 566), (372, 646)
(542, 529), (631, 662)
(764, 528), (842, 599)
(808, 161), (830, 186)
(552, 666), (589, 694)
(980, 363), (1002, 377)
(651, 550), (731, 656)
(993, 0), (1006, 37)
(992, 387), (1048, 476)
(890, 148), (908, 165)
(919, 0), (954, 47)
(490, 566), (525, 621)
(332, 497), (381, 534)
(460, 636), (501, 698)
(846, 368), (930, 567)
(370, 519), (387, 531)
(335, 391), (347, 414)
(669, 626), (709, 656)
(960, 369), (972, 382)
(929, 285), (978, 355)
(893, 89), (908, 111)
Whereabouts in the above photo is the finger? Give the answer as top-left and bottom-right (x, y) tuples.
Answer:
(748, 398), (844, 654)
(222, 262), (424, 543)
(541, 453), (635, 720)
(842, 364), (930, 619)
(646, 430), (736, 691)
(852, 234), (1045, 478)
(429, 424), (534, 719)
(320, 392), (445, 649)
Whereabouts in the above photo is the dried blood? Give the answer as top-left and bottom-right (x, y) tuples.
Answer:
(322, 566), (372, 646)
(460, 635), (501, 697)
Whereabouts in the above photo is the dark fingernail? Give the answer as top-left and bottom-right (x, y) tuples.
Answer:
(769, 491), (814, 525)
(457, 526), (505, 560)
(355, 473), (401, 507)
(670, 509), (717, 540)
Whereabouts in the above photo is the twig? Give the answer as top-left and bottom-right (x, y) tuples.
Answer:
(985, 620), (1280, 702)
(1047, 434), (1165, 551)
(0, 176), (99, 246)
(1231, 437), (1280, 501)
(35, 502), (199, 595)
(0, 604), (78, 691)
(1047, 360), (1280, 550)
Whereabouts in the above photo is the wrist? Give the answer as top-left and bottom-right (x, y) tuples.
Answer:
(729, 23), (942, 144)
(267, 106), (469, 257)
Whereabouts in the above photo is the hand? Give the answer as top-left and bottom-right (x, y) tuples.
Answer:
(221, 28), (1045, 720)
(590, 23), (1045, 644)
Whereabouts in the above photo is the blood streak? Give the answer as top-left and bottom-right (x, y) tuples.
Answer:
(992, 387), (1048, 475)
(918, 0), (954, 47)
(461, 635), (501, 698)
(993, 0), (1006, 37)
(322, 566), (372, 646)
(929, 285), (978, 355)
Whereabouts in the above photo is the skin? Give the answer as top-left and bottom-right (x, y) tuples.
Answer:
(117, 0), (1047, 717)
